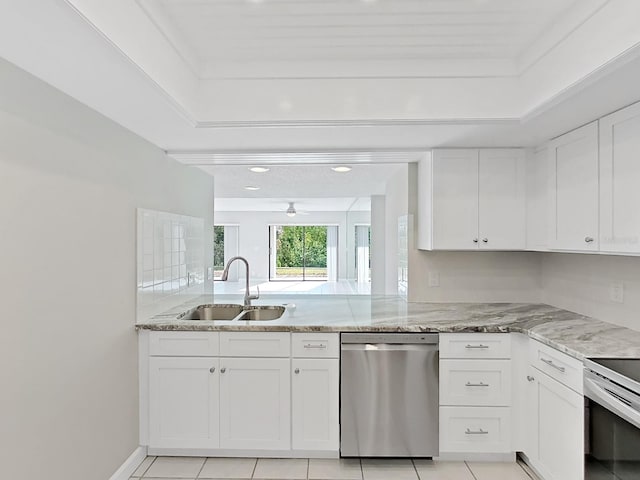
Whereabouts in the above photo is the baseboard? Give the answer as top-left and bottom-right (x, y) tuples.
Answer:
(148, 447), (338, 459)
(109, 446), (147, 480)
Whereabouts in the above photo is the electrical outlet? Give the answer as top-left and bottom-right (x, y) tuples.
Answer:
(428, 271), (440, 287)
(610, 281), (624, 303)
(207, 267), (213, 280)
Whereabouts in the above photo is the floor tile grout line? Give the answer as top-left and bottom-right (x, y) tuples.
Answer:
(250, 457), (258, 479)
(359, 458), (364, 480)
(138, 456), (157, 479)
(464, 461), (479, 480)
(411, 458), (421, 480)
(306, 457), (310, 480)
(194, 456), (207, 479)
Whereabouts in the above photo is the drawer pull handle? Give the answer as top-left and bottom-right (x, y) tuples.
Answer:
(527, 375), (535, 382)
(304, 343), (327, 349)
(465, 428), (488, 435)
(465, 382), (489, 387)
(540, 357), (566, 373)
(465, 344), (489, 349)
(209, 367), (216, 373)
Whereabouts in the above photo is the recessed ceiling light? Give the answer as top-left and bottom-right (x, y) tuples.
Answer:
(249, 166), (270, 173)
(244, 185), (260, 191)
(331, 166), (352, 173)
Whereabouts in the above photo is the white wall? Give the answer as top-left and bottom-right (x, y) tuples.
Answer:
(384, 166), (409, 294)
(542, 253), (640, 331)
(370, 195), (386, 295)
(0, 58), (214, 480)
(213, 210), (369, 281)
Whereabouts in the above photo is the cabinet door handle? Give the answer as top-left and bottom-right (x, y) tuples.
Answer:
(482, 238), (488, 243)
(540, 357), (565, 373)
(473, 238), (479, 243)
(465, 428), (488, 435)
(304, 343), (327, 349)
(465, 381), (489, 387)
(465, 344), (489, 349)
(294, 368), (300, 374)
(527, 375), (535, 382)
(209, 367), (216, 373)
(585, 236), (594, 243)
(220, 367), (226, 373)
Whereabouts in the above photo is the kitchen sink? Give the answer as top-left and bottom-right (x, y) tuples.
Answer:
(178, 304), (244, 321)
(177, 304), (286, 321)
(236, 305), (286, 321)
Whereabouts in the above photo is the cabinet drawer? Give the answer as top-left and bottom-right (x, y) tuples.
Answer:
(292, 333), (339, 358)
(220, 332), (290, 357)
(529, 340), (582, 394)
(440, 406), (512, 453)
(440, 360), (511, 407)
(149, 331), (219, 357)
(440, 334), (511, 359)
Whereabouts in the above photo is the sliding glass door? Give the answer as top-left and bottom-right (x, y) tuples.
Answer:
(269, 225), (337, 281)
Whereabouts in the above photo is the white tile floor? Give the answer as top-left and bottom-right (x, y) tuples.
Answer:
(130, 457), (537, 480)
(213, 280), (371, 296)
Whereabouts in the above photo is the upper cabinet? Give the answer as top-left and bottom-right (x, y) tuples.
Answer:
(418, 148), (525, 251)
(547, 122), (599, 251)
(599, 103), (640, 254)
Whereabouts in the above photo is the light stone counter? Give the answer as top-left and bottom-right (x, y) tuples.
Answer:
(136, 294), (640, 361)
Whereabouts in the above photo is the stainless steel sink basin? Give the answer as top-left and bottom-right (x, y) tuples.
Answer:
(178, 304), (244, 321)
(236, 305), (286, 321)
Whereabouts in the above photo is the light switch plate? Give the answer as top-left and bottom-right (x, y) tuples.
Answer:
(610, 281), (624, 303)
(428, 271), (440, 287)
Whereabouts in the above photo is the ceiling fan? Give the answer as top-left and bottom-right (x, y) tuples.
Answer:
(285, 202), (310, 217)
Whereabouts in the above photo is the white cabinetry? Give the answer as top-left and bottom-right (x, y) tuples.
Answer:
(599, 102), (640, 254)
(439, 333), (513, 454)
(291, 333), (339, 452)
(548, 122), (599, 251)
(149, 357), (219, 449)
(219, 357), (290, 450)
(144, 331), (339, 457)
(524, 340), (584, 480)
(418, 149), (525, 250)
(292, 358), (339, 451)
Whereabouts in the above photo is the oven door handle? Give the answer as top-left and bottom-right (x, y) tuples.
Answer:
(584, 373), (640, 430)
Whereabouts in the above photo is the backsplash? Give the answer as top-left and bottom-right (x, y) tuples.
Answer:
(137, 208), (206, 320)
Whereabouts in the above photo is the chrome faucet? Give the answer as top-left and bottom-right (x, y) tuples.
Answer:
(221, 256), (259, 306)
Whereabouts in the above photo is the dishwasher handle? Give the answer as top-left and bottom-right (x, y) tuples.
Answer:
(341, 333), (439, 345)
(341, 343), (439, 353)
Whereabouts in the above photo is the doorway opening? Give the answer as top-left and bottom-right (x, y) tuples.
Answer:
(269, 225), (338, 281)
(355, 225), (371, 283)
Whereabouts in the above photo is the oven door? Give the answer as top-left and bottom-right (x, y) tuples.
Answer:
(584, 370), (640, 480)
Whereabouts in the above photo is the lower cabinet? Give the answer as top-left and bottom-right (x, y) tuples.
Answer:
(145, 331), (339, 456)
(149, 357), (220, 449)
(526, 366), (584, 480)
(219, 357), (290, 450)
(291, 358), (339, 451)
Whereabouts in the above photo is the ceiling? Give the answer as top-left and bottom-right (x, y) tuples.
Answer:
(215, 197), (371, 213)
(2, 0), (640, 154)
(205, 163), (405, 198)
(138, 0), (578, 78)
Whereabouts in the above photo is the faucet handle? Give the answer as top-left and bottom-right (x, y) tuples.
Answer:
(249, 285), (260, 300)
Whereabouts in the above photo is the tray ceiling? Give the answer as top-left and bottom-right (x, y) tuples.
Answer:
(138, 0), (579, 78)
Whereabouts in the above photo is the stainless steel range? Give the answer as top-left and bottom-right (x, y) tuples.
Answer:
(583, 358), (640, 480)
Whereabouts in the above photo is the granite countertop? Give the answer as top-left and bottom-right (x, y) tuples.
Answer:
(136, 294), (640, 361)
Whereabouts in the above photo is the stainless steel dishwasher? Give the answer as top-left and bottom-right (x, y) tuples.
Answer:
(340, 333), (439, 457)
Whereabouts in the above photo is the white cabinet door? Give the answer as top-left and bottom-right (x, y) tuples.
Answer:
(149, 357), (219, 449)
(479, 149), (525, 250)
(432, 149), (480, 250)
(219, 357), (290, 450)
(600, 102), (640, 254)
(291, 358), (339, 451)
(525, 147), (549, 251)
(530, 368), (584, 480)
(548, 122), (599, 251)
